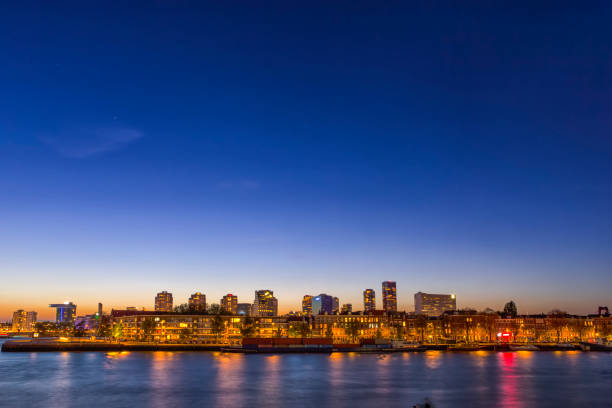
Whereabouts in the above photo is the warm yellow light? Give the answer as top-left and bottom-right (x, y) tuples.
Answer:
(59, 337), (69, 342)
(33, 333), (39, 338)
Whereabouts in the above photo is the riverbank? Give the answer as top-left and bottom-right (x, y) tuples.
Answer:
(3, 340), (607, 353)
(1, 340), (222, 352)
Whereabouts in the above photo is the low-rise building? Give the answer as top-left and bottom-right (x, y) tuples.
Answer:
(414, 292), (456, 316)
(236, 303), (251, 316)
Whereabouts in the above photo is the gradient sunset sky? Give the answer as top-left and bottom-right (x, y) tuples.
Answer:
(1, 2), (611, 320)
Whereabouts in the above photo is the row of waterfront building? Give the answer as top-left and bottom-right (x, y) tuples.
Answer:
(8, 281), (459, 332)
(110, 310), (612, 345)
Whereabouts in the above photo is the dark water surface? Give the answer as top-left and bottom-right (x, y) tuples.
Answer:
(1, 341), (611, 407)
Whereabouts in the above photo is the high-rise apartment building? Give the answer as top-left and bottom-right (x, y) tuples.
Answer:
(155, 291), (173, 312)
(332, 297), (340, 314)
(312, 294), (334, 315)
(221, 294), (238, 314)
(253, 290), (278, 316)
(414, 292), (456, 316)
(302, 295), (313, 316)
(11, 310), (37, 332)
(363, 289), (376, 313)
(49, 302), (77, 324)
(341, 303), (352, 314)
(188, 292), (206, 312)
(236, 303), (251, 316)
(382, 281), (397, 312)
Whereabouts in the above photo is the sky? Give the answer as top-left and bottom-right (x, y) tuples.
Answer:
(1, 1), (611, 320)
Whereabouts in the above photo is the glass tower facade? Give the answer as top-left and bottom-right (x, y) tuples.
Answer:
(363, 289), (375, 313)
(382, 281), (397, 312)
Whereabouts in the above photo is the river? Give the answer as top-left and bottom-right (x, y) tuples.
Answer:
(1, 340), (611, 407)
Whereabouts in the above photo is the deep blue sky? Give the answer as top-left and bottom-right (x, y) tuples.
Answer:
(1, 1), (611, 319)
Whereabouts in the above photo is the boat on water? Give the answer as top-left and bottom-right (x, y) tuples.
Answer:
(579, 342), (612, 352)
(535, 343), (577, 351)
(448, 344), (484, 351)
(399, 345), (427, 352)
(231, 337), (334, 353)
(509, 344), (539, 351)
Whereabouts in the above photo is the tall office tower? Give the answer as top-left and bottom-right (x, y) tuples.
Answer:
(382, 281), (397, 312)
(49, 302), (77, 324)
(188, 292), (207, 312)
(341, 303), (353, 314)
(25, 311), (37, 331)
(12, 310), (25, 332)
(363, 289), (376, 313)
(332, 297), (340, 314)
(221, 294), (238, 314)
(97, 303), (103, 316)
(155, 291), (173, 312)
(253, 290), (278, 316)
(414, 292), (457, 316)
(312, 294), (334, 315)
(236, 303), (252, 316)
(302, 295), (313, 316)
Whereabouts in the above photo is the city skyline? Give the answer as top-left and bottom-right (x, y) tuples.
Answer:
(1, 281), (605, 322)
(1, 2), (611, 321)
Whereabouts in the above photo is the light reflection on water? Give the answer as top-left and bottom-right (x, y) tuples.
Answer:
(215, 353), (245, 406)
(0, 342), (611, 408)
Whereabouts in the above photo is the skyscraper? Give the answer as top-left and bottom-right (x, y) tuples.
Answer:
(363, 289), (375, 313)
(302, 295), (313, 316)
(312, 294), (334, 315)
(49, 302), (77, 324)
(221, 294), (238, 314)
(341, 303), (353, 314)
(188, 292), (206, 312)
(332, 297), (340, 314)
(253, 290), (278, 316)
(414, 292), (456, 316)
(155, 291), (173, 312)
(382, 281), (397, 312)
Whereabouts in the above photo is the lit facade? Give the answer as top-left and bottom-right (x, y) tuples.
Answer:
(155, 291), (173, 312)
(333, 297), (340, 314)
(12, 310), (37, 332)
(188, 292), (206, 312)
(221, 294), (238, 314)
(382, 281), (397, 312)
(341, 304), (352, 314)
(115, 314), (288, 344)
(111, 311), (612, 345)
(414, 292), (456, 316)
(253, 290), (278, 317)
(302, 295), (313, 316)
(49, 302), (77, 324)
(312, 294), (334, 315)
(363, 289), (375, 312)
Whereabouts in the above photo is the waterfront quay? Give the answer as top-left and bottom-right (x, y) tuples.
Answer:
(2, 337), (608, 353)
(3, 309), (611, 353)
